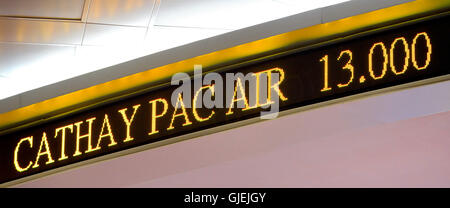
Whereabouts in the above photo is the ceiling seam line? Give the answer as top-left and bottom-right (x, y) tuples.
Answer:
(144, 0), (161, 44)
(0, 41), (80, 47)
(84, 22), (149, 28)
(80, 0), (93, 46)
(152, 24), (233, 31)
(145, 0), (162, 45)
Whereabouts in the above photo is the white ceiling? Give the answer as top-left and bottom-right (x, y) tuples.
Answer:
(0, 0), (86, 19)
(0, 0), (349, 100)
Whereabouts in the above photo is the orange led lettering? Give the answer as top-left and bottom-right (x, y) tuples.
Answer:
(320, 55), (332, 92)
(337, 50), (354, 87)
(13, 136), (33, 172)
(148, 98), (168, 135)
(32, 132), (55, 168)
(54, 124), (73, 161)
(226, 77), (250, 115)
(390, 37), (410, 75)
(369, 42), (388, 80)
(73, 117), (97, 157)
(93, 114), (117, 151)
(412, 32), (432, 70)
(168, 94), (193, 130)
(192, 85), (215, 122)
(118, 104), (141, 142)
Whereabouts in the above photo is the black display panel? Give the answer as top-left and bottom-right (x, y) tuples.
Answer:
(1, 14), (449, 184)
